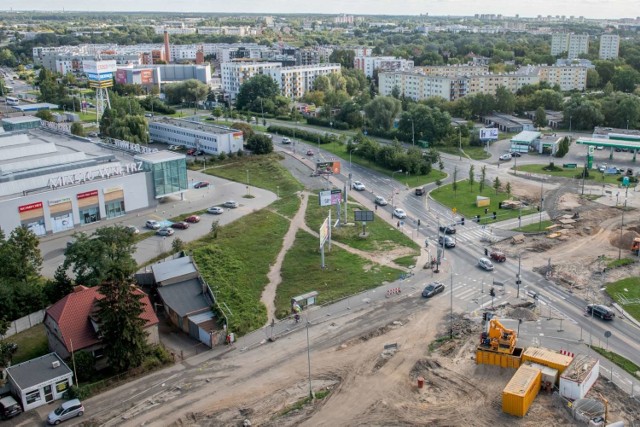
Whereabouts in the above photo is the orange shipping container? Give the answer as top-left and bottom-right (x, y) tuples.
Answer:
(522, 347), (573, 374)
(502, 365), (542, 417)
(476, 347), (523, 369)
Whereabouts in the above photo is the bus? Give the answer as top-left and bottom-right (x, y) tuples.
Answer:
(5, 96), (19, 106)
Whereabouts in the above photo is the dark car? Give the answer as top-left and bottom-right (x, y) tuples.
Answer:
(0, 395), (22, 420)
(193, 181), (209, 189)
(586, 304), (615, 320)
(306, 149), (314, 156)
(171, 221), (190, 230)
(490, 250), (506, 262)
(422, 282), (445, 298)
(415, 187), (425, 196)
(439, 225), (456, 235)
(510, 152), (522, 157)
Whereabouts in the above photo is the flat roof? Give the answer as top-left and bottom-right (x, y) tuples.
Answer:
(576, 137), (640, 149)
(150, 117), (240, 135)
(151, 256), (197, 283)
(12, 103), (59, 112)
(511, 130), (541, 143)
(134, 149), (186, 164)
(156, 278), (212, 317)
(6, 353), (72, 390)
(503, 365), (540, 396)
(560, 354), (598, 382)
(2, 116), (42, 124)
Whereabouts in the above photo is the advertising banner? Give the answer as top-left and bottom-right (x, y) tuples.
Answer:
(115, 69), (128, 84)
(480, 128), (499, 140)
(319, 217), (330, 247)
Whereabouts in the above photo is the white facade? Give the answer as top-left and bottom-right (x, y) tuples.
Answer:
(559, 357), (599, 401)
(551, 33), (589, 59)
(149, 118), (244, 155)
(599, 34), (620, 60)
(266, 63), (342, 99)
(221, 62), (282, 100)
(379, 71), (453, 101)
(354, 56), (414, 78)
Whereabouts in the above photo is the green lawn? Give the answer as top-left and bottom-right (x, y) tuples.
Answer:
(275, 230), (402, 318)
(203, 153), (304, 218)
(313, 140), (446, 188)
(513, 164), (630, 186)
(438, 145), (491, 161)
(605, 277), (640, 321)
(512, 220), (553, 233)
(305, 195), (420, 254)
(190, 209), (291, 335)
(592, 346), (640, 377)
(431, 179), (534, 224)
(2, 323), (50, 364)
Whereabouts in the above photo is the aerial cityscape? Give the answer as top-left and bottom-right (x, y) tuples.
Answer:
(0, 6), (640, 426)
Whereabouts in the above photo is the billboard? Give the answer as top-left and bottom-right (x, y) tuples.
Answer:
(480, 128), (499, 140)
(115, 69), (128, 84)
(319, 217), (330, 247)
(319, 189), (342, 207)
(87, 72), (113, 81)
(315, 161), (341, 175)
(83, 59), (117, 75)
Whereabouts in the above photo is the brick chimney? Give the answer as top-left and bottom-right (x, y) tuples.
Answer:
(164, 30), (171, 63)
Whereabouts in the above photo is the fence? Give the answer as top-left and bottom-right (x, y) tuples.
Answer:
(1, 309), (46, 339)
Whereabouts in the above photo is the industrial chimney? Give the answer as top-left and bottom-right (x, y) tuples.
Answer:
(163, 30), (171, 63)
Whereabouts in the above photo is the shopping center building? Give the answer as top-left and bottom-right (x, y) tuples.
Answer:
(0, 128), (187, 236)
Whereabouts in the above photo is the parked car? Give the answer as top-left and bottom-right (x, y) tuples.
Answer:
(186, 148), (196, 155)
(88, 132), (98, 138)
(478, 257), (495, 271)
(265, 134), (273, 140)
(194, 150), (205, 156)
(223, 200), (239, 208)
(596, 146), (604, 150)
(415, 187), (425, 196)
(125, 225), (140, 235)
(281, 137), (291, 144)
(193, 181), (210, 189)
(393, 208), (407, 219)
(422, 282), (445, 298)
(306, 149), (314, 156)
(586, 304), (615, 320)
(438, 235), (455, 248)
(490, 250), (506, 262)
(374, 196), (388, 206)
(352, 181), (366, 191)
(184, 215), (200, 223)
(47, 399), (84, 425)
(145, 220), (161, 230)
(510, 152), (522, 157)
(156, 227), (174, 236)
(499, 153), (512, 161)
(439, 225), (456, 235)
(207, 206), (224, 215)
(597, 164), (607, 173)
(171, 221), (190, 230)
(0, 395), (22, 420)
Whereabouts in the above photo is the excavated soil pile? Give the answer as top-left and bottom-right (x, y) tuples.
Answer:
(609, 230), (640, 250)
(507, 306), (538, 322)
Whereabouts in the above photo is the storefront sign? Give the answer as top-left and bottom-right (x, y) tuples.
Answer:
(47, 162), (143, 189)
(77, 190), (99, 200)
(19, 201), (43, 212)
(104, 186), (123, 194)
(49, 197), (72, 206)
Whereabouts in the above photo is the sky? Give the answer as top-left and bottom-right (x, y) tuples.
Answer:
(1, 0), (638, 20)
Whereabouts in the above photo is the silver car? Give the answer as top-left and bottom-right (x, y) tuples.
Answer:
(47, 399), (84, 424)
(478, 257), (494, 271)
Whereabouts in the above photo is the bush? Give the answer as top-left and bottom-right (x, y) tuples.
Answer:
(266, 125), (338, 145)
(65, 385), (89, 400)
(306, 117), (350, 130)
(543, 162), (562, 172)
(149, 344), (173, 364)
(70, 122), (85, 137)
(142, 356), (161, 371)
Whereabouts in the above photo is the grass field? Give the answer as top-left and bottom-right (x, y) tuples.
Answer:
(203, 153), (304, 218)
(592, 346), (640, 376)
(513, 164), (629, 186)
(512, 220), (553, 233)
(305, 195), (420, 255)
(605, 277), (640, 321)
(2, 323), (50, 364)
(430, 179), (534, 224)
(438, 145), (491, 161)
(275, 230), (402, 318)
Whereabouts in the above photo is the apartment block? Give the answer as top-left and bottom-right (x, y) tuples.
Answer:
(379, 71), (455, 101)
(418, 64), (489, 78)
(353, 56), (414, 78)
(466, 72), (539, 96)
(535, 65), (587, 91)
(265, 63), (342, 99)
(551, 33), (589, 59)
(220, 62), (283, 100)
(599, 34), (620, 60)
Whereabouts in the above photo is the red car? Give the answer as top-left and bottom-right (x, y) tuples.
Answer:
(184, 215), (200, 223)
(186, 148), (196, 155)
(194, 181), (209, 189)
(306, 149), (314, 156)
(171, 221), (190, 230)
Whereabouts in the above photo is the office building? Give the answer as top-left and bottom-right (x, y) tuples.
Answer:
(149, 117), (244, 155)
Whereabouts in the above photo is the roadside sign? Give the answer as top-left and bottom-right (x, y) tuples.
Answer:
(452, 207), (457, 214)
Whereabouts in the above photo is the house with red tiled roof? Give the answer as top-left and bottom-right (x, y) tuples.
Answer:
(44, 285), (159, 365)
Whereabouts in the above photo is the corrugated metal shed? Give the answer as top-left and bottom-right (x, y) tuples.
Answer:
(522, 347), (573, 374)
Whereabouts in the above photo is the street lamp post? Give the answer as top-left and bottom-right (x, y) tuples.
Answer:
(458, 126), (462, 160)
(618, 199), (627, 260)
(569, 116), (572, 133)
(538, 181), (544, 231)
(306, 317), (313, 399)
(246, 169), (250, 196)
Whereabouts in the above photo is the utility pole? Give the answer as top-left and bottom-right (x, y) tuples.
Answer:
(516, 254), (522, 298)
(538, 181), (544, 231)
(306, 317), (313, 399)
(450, 265), (454, 339)
(618, 199), (627, 260)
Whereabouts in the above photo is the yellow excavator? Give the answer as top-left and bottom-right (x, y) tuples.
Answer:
(480, 318), (517, 355)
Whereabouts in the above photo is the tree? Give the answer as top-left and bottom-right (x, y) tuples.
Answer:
(493, 177), (501, 194)
(171, 238), (184, 253)
(63, 226), (137, 288)
(612, 67), (640, 93)
(494, 86), (516, 114)
(363, 96), (402, 131)
(35, 109), (54, 122)
(43, 265), (74, 304)
(231, 122), (255, 141)
(439, 159), (444, 172)
(163, 79), (209, 107)
(211, 107), (223, 121)
(586, 69), (601, 89)
(480, 165), (487, 192)
(246, 134), (273, 154)
(73, 351), (96, 382)
(534, 107), (547, 128)
(236, 75), (280, 112)
(329, 49), (355, 68)
(505, 182), (512, 199)
(0, 226), (42, 284)
(468, 164), (475, 191)
(555, 136), (570, 157)
(70, 122), (85, 137)
(97, 280), (148, 373)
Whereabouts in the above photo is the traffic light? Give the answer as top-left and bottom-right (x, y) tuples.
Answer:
(492, 211), (497, 220)
(482, 312), (488, 321)
(537, 205), (540, 212)
(418, 219), (421, 226)
(484, 208), (488, 214)
(460, 217), (465, 226)
(475, 215), (480, 223)
(490, 288), (495, 297)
